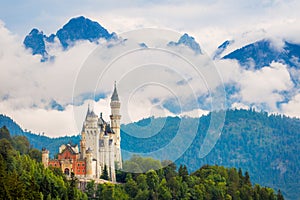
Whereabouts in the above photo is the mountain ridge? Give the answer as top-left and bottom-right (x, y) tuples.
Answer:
(23, 16), (115, 61)
(23, 16), (300, 72)
(222, 39), (300, 70)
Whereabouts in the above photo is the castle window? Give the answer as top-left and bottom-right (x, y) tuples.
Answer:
(78, 163), (80, 166)
(82, 164), (85, 166)
(78, 170), (80, 172)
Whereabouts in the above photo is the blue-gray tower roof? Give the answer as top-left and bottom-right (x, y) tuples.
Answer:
(111, 81), (119, 101)
(85, 104), (97, 118)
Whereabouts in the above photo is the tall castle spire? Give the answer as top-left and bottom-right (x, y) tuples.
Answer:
(86, 103), (91, 117)
(110, 81), (122, 169)
(111, 81), (119, 101)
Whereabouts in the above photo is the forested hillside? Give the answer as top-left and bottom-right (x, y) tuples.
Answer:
(0, 126), (87, 199)
(121, 109), (300, 199)
(1, 109), (299, 199)
(0, 114), (80, 158)
(86, 156), (284, 200)
(0, 127), (284, 199)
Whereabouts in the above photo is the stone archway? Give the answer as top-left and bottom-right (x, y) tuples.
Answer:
(64, 168), (70, 176)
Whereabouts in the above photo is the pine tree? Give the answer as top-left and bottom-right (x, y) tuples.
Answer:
(86, 180), (96, 199)
(244, 171), (251, 186)
(101, 165), (109, 180)
(178, 165), (189, 182)
(0, 126), (11, 141)
(124, 174), (138, 198)
(277, 189), (284, 200)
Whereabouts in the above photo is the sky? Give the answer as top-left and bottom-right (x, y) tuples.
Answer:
(0, 0), (300, 137)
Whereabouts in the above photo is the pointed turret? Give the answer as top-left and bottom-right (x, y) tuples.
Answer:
(111, 81), (119, 101)
(85, 104), (97, 119)
(110, 81), (122, 169)
(85, 104), (91, 119)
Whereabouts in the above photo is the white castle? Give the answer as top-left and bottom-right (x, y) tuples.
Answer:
(42, 83), (122, 182)
(80, 82), (122, 181)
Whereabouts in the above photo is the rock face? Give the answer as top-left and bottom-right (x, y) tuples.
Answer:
(56, 16), (113, 49)
(23, 16), (114, 61)
(168, 33), (202, 54)
(213, 40), (234, 60)
(23, 28), (47, 56)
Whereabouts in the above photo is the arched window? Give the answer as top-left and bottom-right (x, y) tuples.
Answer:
(64, 168), (70, 176)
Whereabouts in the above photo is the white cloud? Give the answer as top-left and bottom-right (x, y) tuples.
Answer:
(179, 108), (209, 118)
(236, 62), (293, 110)
(0, 23), (107, 136)
(0, 24), (226, 136)
(281, 94), (300, 117)
(1, 1), (300, 137)
(215, 59), (296, 113)
(231, 102), (250, 110)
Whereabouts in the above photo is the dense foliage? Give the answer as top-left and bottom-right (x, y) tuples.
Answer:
(121, 109), (300, 199)
(0, 125), (285, 199)
(1, 109), (299, 199)
(0, 127), (87, 199)
(85, 156), (284, 200)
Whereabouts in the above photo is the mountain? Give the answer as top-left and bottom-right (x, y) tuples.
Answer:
(0, 128), (282, 199)
(222, 39), (300, 70)
(0, 114), (23, 135)
(56, 16), (114, 49)
(168, 33), (202, 54)
(23, 16), (115, 61)
(121, 109), (300, 200)
(0, 114), (80, 158)
(213, 39), (234, 59)
(23, 16), (300, 70)
(1, 110), (299, 199)
(23, 29), (47, 56)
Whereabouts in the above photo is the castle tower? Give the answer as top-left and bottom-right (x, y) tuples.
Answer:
(82, 104), (100, 178)
(109, 141), (116, 182)
(85, 148), (93, 178)
(80, 130), (86, 159)
(110, 82), (122, 169)
(42, 148), (49, 168)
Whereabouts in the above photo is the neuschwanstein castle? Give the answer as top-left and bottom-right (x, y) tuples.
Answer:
(42, 83), (122, 182)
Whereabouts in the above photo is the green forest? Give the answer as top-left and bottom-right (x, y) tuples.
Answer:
(0, 126), (285, 199)
(121, 109), (300, 199)
(0, 126), (87, 199)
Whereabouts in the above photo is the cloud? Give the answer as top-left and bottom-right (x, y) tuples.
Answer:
(0, 24), (225, 136)
(214, 57), (298, 113)
(238, 62), (293, 110)
(2, 0), (300, 53)
(1, 1), (300, 137)
(281, 94), (300, 117)
(231, 102), (249, 110)
(0, 23), (107, 136)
